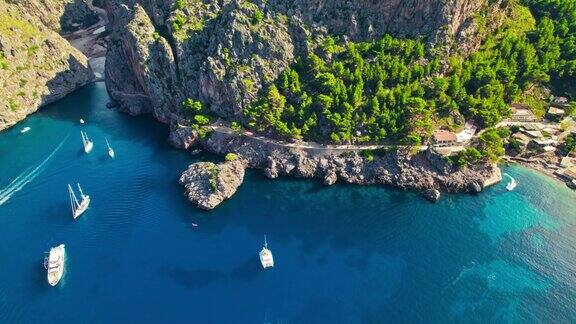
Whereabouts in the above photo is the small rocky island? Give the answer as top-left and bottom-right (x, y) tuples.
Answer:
(179, 155), (245, 210)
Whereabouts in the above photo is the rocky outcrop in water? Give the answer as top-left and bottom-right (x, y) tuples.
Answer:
(195, 129), (501, 206)
(0, 0), (95, 131)
(179, 158), (246, 210)
(104, 0), (491, 123)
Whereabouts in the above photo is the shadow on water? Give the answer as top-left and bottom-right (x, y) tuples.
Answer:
(41, 201), (74, 227)
(229, 256), (262, 282)
(159, 266), (227, 290)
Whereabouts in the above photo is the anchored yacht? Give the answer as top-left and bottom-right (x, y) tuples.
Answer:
(105, 138), (115, 158)
(259, 235), (274, 269)
(20, 127), (31, 134)
(69, 183), (90, 219)
(45, 244), (65, 286)
(81, 131), (93, 153)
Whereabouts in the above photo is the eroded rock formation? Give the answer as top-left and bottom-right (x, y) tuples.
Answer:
(179, 158), (246, 210)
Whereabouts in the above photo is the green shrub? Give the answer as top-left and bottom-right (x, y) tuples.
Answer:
(8, 99), (18, 111)
(251, 10), (264, 25)
(26, 45), (39, 56)
(194, 115), (210, 125)
(561, 134), (576, 155)
(171, 14), (186, 32)
(361, 150), (375, 162)
(174, 0), (185, 10)
(209, 166), (219, 192)
(0, 52), (7, 70)
(182, 98), (203, 114)
(225, 153), (238, 161)
(231, 121), (242, 132)
(454, 147), (482, 166)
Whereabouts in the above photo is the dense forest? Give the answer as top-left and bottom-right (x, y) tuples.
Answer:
(238, 0), (576, 146)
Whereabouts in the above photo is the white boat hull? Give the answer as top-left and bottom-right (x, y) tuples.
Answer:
(46, 244), (65, 286)
(20, 127), (31, 134)
(260, 248), (274, 269)
(108, 148), (115, 159)
(73, 196), (90, 219)
(84, 141), (93, 154)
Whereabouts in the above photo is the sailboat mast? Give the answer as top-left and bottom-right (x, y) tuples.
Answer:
(81, 131), (86, 146)
(68, 184), (78, 216)
(77, 183), (85, 198)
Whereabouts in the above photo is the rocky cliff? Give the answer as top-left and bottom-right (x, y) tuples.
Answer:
(105, 0), (490, 124)
(0, 0), (95, 131)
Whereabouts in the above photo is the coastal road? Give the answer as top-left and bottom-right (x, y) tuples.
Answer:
(209, 125), (429, 152)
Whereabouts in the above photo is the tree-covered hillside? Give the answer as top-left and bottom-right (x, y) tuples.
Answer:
(238, 0), (576, 145)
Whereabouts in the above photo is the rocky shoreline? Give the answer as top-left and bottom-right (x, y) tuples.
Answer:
(175, 125), (502, 210)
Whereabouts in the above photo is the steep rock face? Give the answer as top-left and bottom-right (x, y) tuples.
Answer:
(104, 0), (488, 125)
(105, 2), (181, 121)
(179, 159), (246, 210)
(0, 0), (94, 131)
(268, 0), (483, 42)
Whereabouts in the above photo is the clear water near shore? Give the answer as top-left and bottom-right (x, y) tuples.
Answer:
(0, 83), (575, 323)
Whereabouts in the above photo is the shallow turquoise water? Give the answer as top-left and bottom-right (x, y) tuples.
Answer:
(0, 83), (575, 323)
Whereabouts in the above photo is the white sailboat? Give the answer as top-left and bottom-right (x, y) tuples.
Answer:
(504, 173), (517, 191)
(81, 131), (93, 153)
(259, 235), (274, 269)
(44, 244), (65, 286)
(105, 138), (115, 158)
(79, 118), (85, 124)
(20, 127), (31, 134)
(68, 183), (90, 219)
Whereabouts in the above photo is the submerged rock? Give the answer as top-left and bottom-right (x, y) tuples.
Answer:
(422, 189), (441, 202)
(179, 159), (246, 210)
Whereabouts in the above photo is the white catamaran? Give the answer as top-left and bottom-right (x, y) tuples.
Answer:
(106, 138), (115, 158)
(45, 244), (65, 286)
(81, 131), (93, 153)
(259, 235), (274, 269)
(68, 183), (90, 219)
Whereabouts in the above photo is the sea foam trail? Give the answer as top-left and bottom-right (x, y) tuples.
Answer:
(0, 136), (68, 206)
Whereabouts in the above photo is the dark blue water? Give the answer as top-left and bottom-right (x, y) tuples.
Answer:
(0, 83), (575, 323)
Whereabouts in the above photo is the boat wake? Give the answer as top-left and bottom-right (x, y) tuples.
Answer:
(0, 137), (67, 206)
(503, 173), (517, 191)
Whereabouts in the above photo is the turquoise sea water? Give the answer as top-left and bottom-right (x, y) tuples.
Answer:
(0, 83), (575, 323)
